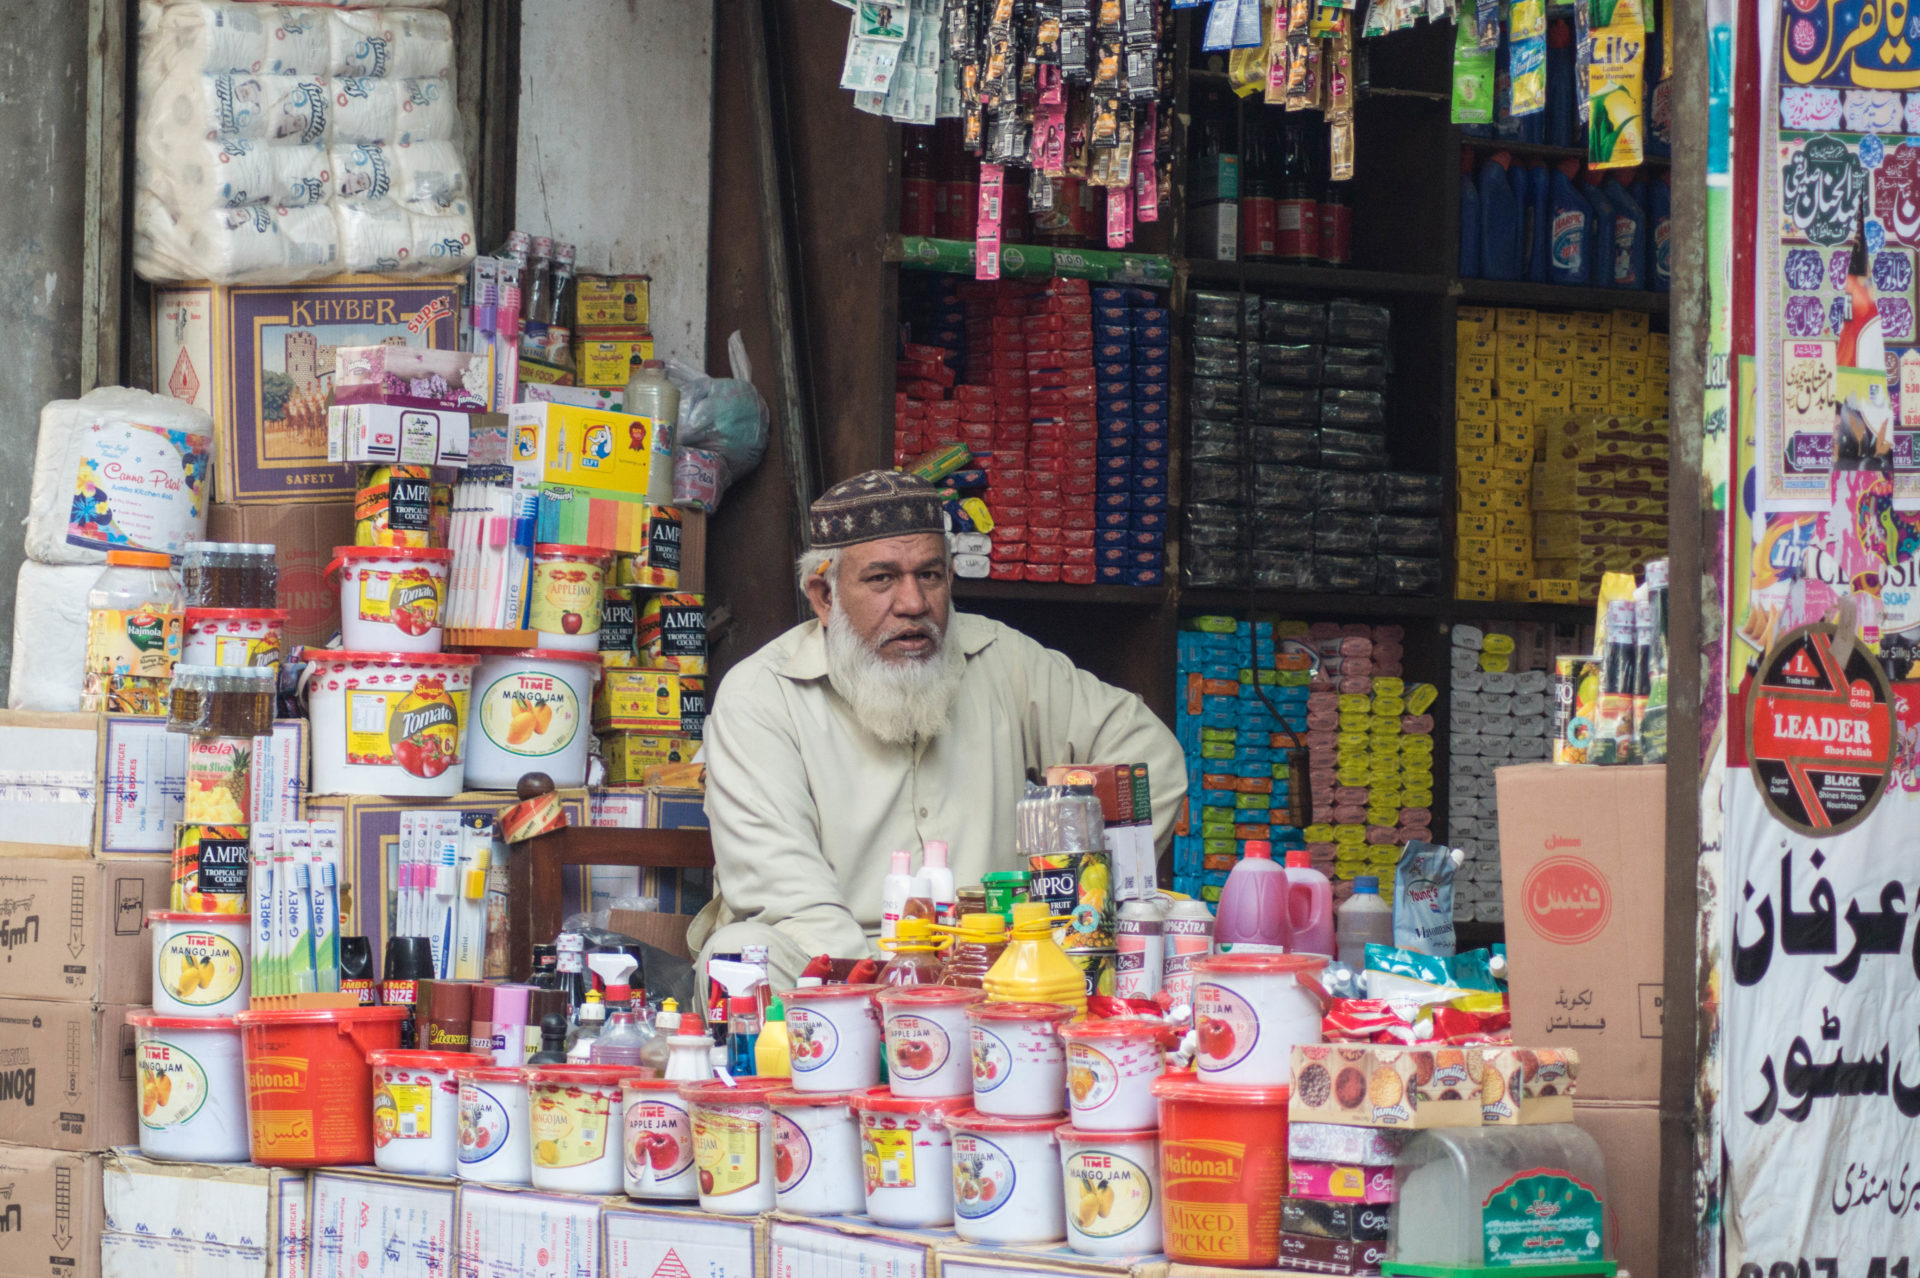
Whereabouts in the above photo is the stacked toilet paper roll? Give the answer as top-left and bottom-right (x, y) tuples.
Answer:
(134, 1), (471, 284)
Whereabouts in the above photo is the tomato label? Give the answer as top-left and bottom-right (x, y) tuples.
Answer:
(345, 677), (467, 778)
(356, 566), (443, 637)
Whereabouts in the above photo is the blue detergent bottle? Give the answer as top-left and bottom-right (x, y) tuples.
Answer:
(1548, 159), (1591, 286)
(1478, 151), (1522, 281)
(1607, 170), (1648, 289)
(1460, 151), (1482, 279)
(1527, 160), (1551, 283)
(1651, 170), (1672, 293)
(1582, 170), (1616, 287)
(1546, 19), (1578, 149)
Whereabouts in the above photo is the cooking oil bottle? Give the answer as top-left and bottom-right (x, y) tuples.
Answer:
(983, 901), (1087, 1017)
(934, 912), (1009, 989)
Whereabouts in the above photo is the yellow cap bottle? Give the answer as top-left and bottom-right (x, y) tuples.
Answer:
(982, 901), (1088, 1017)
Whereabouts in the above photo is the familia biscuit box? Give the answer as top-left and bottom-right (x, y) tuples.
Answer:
(1289, 1044), (1487, 1129)
(154, 277), (464, 504)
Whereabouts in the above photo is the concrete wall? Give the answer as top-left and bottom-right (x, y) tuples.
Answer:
(515, 0), (714, 366)
(0, 5), (89, 704)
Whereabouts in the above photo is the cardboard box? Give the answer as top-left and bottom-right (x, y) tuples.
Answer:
(601, 734), (700, 785)
(101, 1152), (308, 1278)
(507, 402), (668, 499)
(308, 1169), (454, 1278)
(0, 999), (137, 1150)
(96, 716), (306, 855)
(1573, 1099), (1660, 1278)
(594, 671), (707, 735)
(573, 276), (653, 329)
(206, 500), (358, 650)
(303, 791), (587, 971)
(0, 713), (99, 857)
(0, 1142), (104, 1278)
(940, 1238), (1171, 1278)
(332, 345), (492, 413)
(1496, 763), (1666, 1101)
(154, 278), (462, 504)
(456, 1184), (599, 1277)
(326, 404), (477, 467)
(0, 859), (166, 1003)
(574, 331), (658, 387)
(602, 1203), (759, 1278)
(536, 488), (682, 563)
(1289, 1044), (1485, 1129)
(766, 1214), (938, 1278)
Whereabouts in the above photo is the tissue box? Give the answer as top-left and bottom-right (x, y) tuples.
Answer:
(508, 402), (668, 499)
(594, 671), (706, 736)
(1289, 1044), (1485, 1129)
(326, 404), (476, 467)
(332, 345), (491, 412)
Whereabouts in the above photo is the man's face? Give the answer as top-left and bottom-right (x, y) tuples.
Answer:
(807, 533), (951, 663)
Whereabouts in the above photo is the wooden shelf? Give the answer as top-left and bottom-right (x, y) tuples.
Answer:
(446, 627), (540, 648)
(954, 579), (1173, 606)
(1185, 258), (1452, 296)
(1177, 587), (1593, 626)
(1459, 136), (1672, 167)
(1454, 278), (1670, 313)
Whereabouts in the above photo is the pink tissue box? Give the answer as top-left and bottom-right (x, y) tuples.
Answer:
(333, 344), (493, 412)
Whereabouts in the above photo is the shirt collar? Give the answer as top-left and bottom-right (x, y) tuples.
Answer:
(777, 610), (996, 681)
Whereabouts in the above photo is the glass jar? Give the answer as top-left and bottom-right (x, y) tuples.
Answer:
(168, 665), (276, 737)
(181, 542), (278, 608)
(84, 550), (183, 715)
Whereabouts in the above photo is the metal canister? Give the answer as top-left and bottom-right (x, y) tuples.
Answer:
(1553, 654), (1601, 765)
(1161, 898), (1217, 1012)
(1115, 896), (1169, 999)
(1027, 851), (1115, 949)
(1064, 948), (1118, 1000)
(981, 870), (1031, 924)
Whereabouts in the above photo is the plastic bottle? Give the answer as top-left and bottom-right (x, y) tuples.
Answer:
(591, 1009), (652, 1069)
(1545, 20), (1578, 149)
(566, 990), (606, 1063)
(1477, 152), (1522, 281)
(664, 1033), (714, 1082)
(1458, 154), (1481, 279)
(1526, 161), (1551, 284)
(901, 127), (937, 236)
(1581, 171), (1616, 286)
(1335, 876), (1395, 969)
(84, 550), (183, 714)
(1510, 161), (1534, 279)
(754, 999), (791, 1077)
(983, 901), (1088, 1017)
(726, 997), (760, 1075)
(881, 849), (914, 943)
(935, 912), (1008, 989)
(638, 998), (682, 1077)
(621, 359), (680, 504)
(1606, 172), (1648, 290)
(915, 841), (958, 927)
(1214, 840), (1293, 954)
(527, 1013), (570, 1065)
(1548, 160), (1592, 286)
(878, 916), (946, 986)
(1284, 850), (1336, 958)
(1651, 171), (1672, 293)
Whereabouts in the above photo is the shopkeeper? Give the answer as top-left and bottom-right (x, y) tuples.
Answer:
(691, 470), (1186, 989)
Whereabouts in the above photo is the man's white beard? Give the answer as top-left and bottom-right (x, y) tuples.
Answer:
(824, 595), (966, 746)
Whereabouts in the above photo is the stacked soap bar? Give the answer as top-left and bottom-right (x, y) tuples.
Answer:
(1291, 623), (1434, 899)
(1172, 617), (1310, 903)
(1090, 286), (1173, 586)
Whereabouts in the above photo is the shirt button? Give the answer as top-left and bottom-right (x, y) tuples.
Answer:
(919, 808), (929, 818)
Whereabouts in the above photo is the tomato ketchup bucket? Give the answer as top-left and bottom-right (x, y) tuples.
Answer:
(877, 986), (985, 1099)
(183, 608), (288, 669)
(233, 1006), (406, 1167)
(304, 650), (478, 796)
(328, 546), (452, 653)
(1151, 1071), (1291, 1267)
(1190, 952), (1327, 1086)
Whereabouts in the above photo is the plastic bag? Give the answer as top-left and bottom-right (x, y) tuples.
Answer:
(1394, 839), (1465, 955)
(664, 332), (769, 512)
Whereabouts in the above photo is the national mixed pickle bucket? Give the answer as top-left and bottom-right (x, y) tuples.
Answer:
(1151, 1071), (1291, 1267)
(234, 1005), (407, 1167)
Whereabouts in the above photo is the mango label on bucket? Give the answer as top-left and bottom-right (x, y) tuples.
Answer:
(480, 671), (580, 757)
(159, 931), (243, 1006)
(628, 1098), (693, 1181)
(953, 1133), (1015, 1218)
(861, 1123), (916, 1191)
(886, 1014), (951, 1079)
(772, 1113), (810, 1192)
(345, 680), (467, 779)
(356, 567), (443, 637)
(1194, 982), (1259, 1071)
(786, 1006), (840, 1070)
(1067, 1149), (1153, 1238)
(530, 559), (607, 638)
(138, 1040), (209, 1129)
(693, 1105), (762, 1196)
(532, 1086), (614, 1169)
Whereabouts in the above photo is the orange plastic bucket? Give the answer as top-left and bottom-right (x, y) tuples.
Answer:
(1151, 1070), (1291, 1268)
(235, 1006), (406, 1166)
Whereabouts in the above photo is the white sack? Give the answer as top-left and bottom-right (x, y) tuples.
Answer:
(7, 561), (99, 712)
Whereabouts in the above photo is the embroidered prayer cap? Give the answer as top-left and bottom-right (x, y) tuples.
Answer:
(807, 469), (945, 550)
